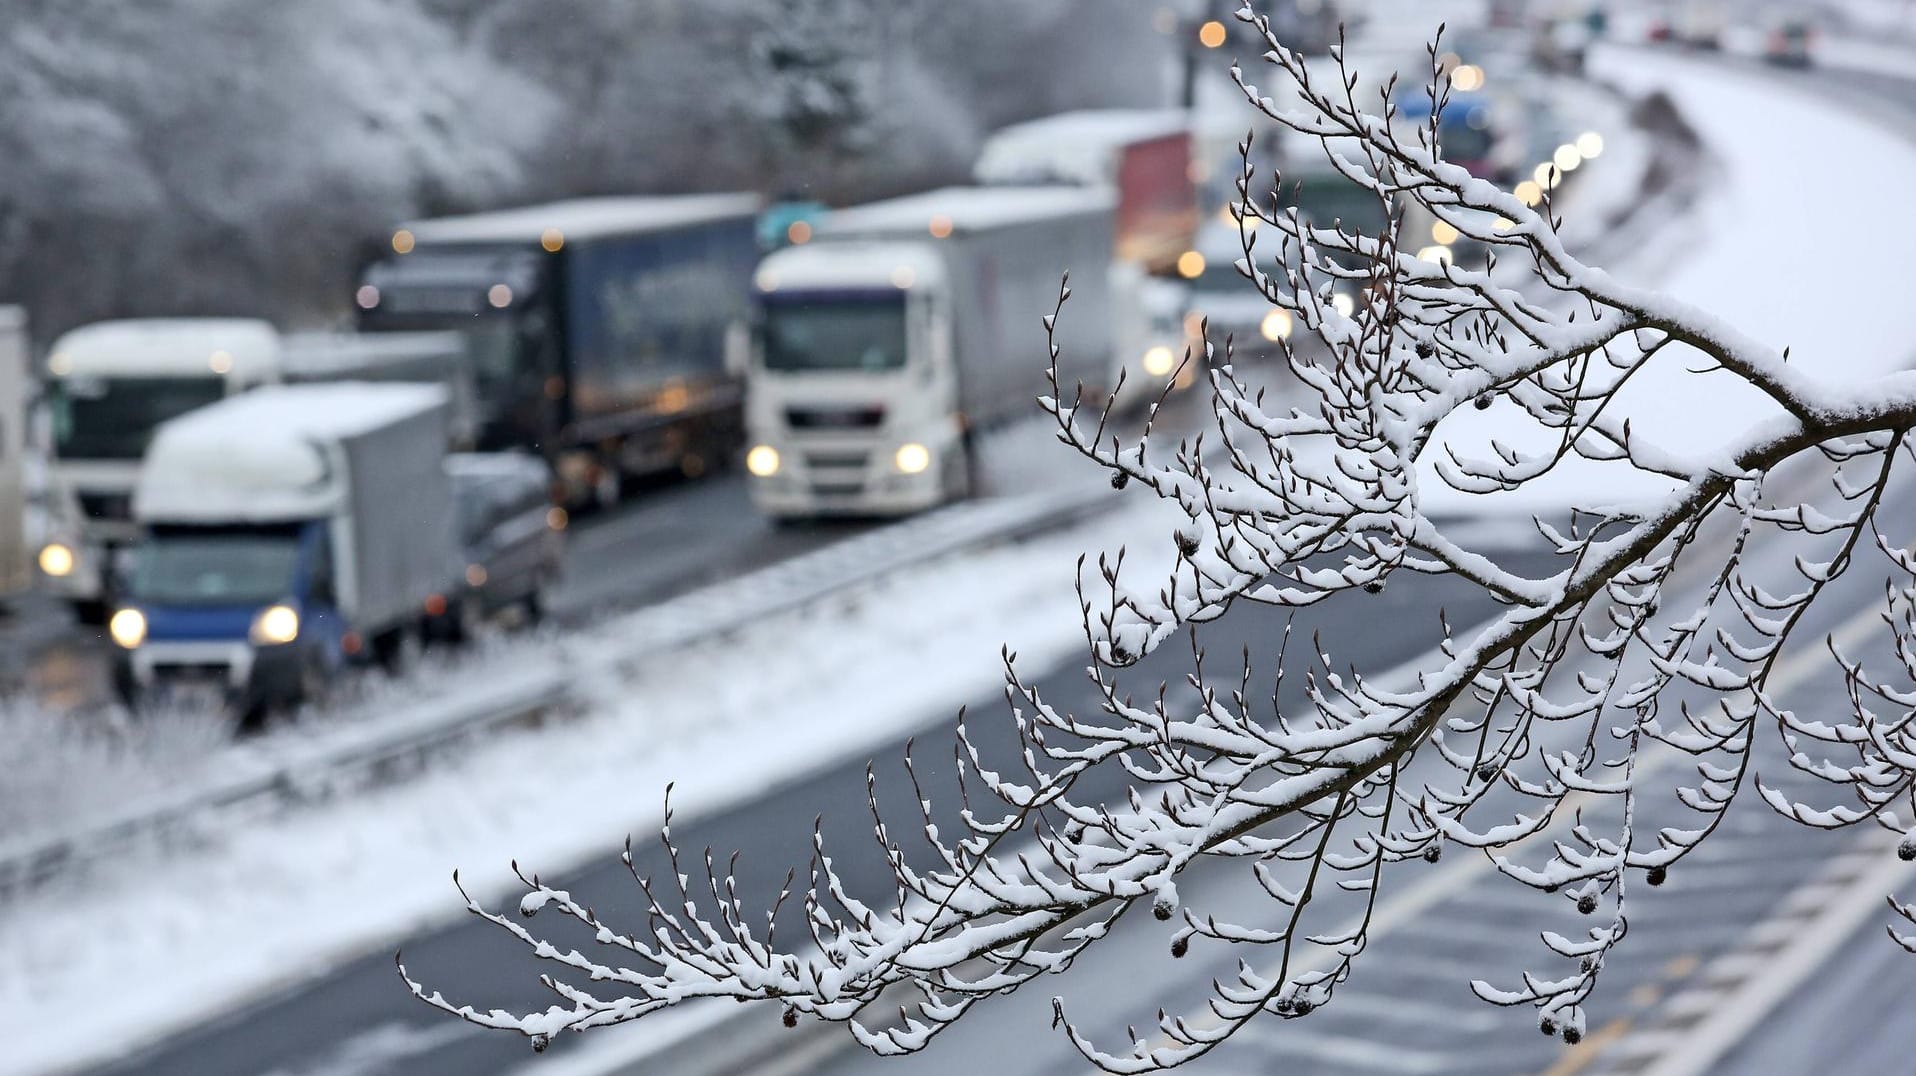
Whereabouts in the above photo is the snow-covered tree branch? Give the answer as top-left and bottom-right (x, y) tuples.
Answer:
(404, 7), (1916, 1066)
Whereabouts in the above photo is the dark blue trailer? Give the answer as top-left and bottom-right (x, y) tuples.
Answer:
(355, 194), (763, 507)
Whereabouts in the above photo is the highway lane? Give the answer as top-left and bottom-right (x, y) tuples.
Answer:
(79, 525), (1562, 1075)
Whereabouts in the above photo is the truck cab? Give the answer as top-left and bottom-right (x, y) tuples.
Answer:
(746, 242), (963, 517)
(112, 519), (346, 713)
(38, 318), (280, 617)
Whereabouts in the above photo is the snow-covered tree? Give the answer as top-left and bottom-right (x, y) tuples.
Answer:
(405, 7), (1916, 1066)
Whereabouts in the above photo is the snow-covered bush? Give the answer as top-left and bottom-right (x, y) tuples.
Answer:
(405, 8), (1916, 1067)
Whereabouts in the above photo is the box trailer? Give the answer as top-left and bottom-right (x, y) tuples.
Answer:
(744, 186), (1115, 518)
(975, 109), (1197, 275)
(112, 383), (456, 713)
(356, 194), (763, 507)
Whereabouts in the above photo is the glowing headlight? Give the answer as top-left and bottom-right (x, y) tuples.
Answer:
(745, 445), (781, 477)
(1331, 293), (1356, 318)
(1260, 309), (1293, 341)
(894, 443), (932, 475)
(249, 604), (300, 646)
(108, 608), (147, 649)
(1141, 345), (1177, 378)
(38, 542), (75, 578)
(1417, 244), (1455, 265)
(1431, 220), (1460, 246)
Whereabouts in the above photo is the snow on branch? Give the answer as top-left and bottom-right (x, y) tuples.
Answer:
(407, 7), (1916, 1067)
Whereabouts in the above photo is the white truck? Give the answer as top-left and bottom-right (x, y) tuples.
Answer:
(39, 318), (281, 618)
(110, 383), (456, 715)
(282, 330), (478, 449)
(0, 307), (29, 606)
(745, 186), (1114, 519)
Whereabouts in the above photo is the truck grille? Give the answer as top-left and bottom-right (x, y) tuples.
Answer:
(787, 405), (885, 430)
(811, 481), (868, 498)
(78, 492), (133, 521)
(804, 449), (871, 471)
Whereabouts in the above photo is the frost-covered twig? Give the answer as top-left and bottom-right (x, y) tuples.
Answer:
(408, 8), (1916, 1067)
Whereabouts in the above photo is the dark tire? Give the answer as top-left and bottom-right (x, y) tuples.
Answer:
(593, 460), (624, 512)
(374, 625), (421, 675)
(524, 573), (552, 626)
(72, 598), (108, 626)
(447, 591), (484, 645)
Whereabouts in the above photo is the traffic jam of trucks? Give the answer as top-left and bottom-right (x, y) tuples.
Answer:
(0, 83), (1571, 725)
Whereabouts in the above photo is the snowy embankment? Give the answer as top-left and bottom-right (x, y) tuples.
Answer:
(0, 492), (1180, 1076)
(1419, 45), (1916, 517)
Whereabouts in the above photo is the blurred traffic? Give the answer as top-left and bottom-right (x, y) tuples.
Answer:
(0, 0), (1666, 732)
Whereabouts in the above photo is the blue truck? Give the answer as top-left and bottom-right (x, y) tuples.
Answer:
(355, 194), (763, 507)
(110, 383), (456, 718)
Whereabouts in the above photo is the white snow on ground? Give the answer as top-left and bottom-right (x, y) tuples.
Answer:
(1419, 45), (1916, 516)
(0, 495), (1181, 1076)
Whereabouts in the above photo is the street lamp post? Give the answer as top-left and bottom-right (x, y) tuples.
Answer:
(1181, 0), (1228, 110)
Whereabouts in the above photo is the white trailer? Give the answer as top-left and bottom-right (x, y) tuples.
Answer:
(38, 318), (281, 616)
(113, 383), (456, 711)
(975, 109), (1197, 274)
(282, 330), (478, 449)
(0, 307), (28, 604)
(745, 186), (1114, 518)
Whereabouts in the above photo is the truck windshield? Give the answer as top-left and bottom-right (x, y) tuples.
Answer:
(762, 298), (908, 373)
(129, 527), (302, 606)
(49, 376), (227, 460)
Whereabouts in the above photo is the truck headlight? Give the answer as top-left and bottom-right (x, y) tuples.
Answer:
(250, 604), (300, 646)
(894, 443), (932, 475)
(1260, 310), (1294, 342)
(38, 542), (75, 577)
(109, 608), (147, 649)
(1141, 345), (1176, 378)
(746, 445), (781, 477)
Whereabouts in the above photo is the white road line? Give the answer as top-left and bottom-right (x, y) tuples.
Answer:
(1634, 836), (1915, 1076)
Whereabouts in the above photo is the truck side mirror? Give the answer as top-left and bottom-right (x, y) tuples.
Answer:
(723, 321), (751, 378)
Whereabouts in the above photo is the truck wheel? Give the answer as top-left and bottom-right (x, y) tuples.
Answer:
(524, 571), (554, 625)
(593, 465), (623, 512)
(448, 592), (484, 645)
(111, 662), (140, 711)
(945, 439), (976, 502)
(375, 625), (422, 675)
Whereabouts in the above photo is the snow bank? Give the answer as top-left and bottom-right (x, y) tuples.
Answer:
(1420, 47), (1916, 517)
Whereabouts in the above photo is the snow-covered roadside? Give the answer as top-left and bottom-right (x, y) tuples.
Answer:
(1418, 46), (1916, 517)
(0, 493), (1181, 1076)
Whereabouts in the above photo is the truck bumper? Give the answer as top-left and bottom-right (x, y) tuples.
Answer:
(745, 431), (961, 519)
(120, 640), (314, 709)
(749, 460), (949, 518)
